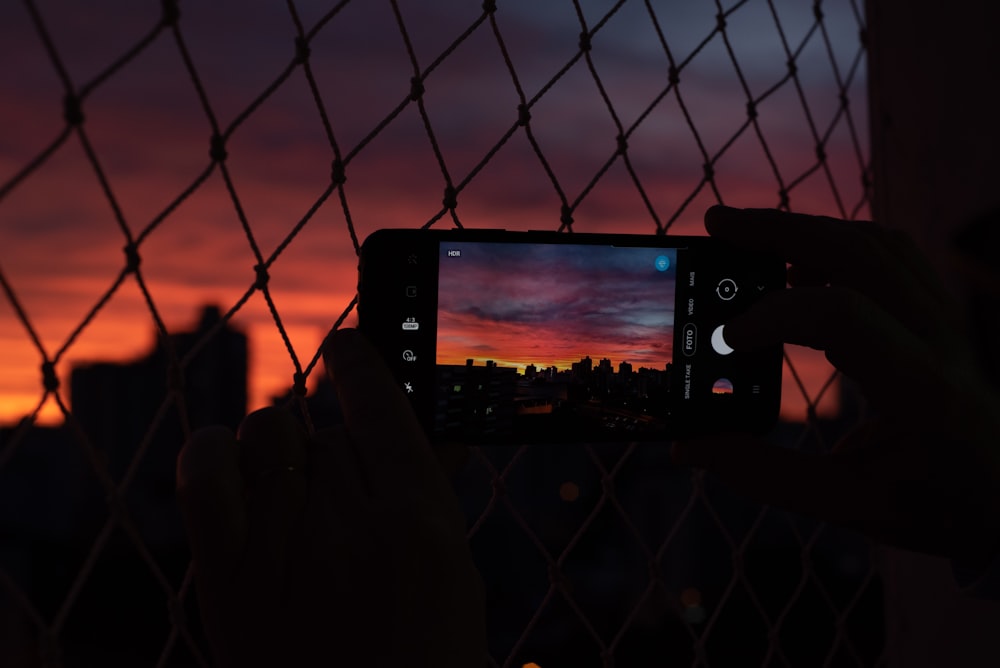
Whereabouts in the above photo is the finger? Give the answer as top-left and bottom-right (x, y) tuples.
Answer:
(237, 407), (309, 480)
(323, 327), (456, 507)
(705, 206), (902, 331)
(177, 425), (247, 570)
(704, 205), (884, 277)
(787, 264), (829, 288)
(308, 425), (370, 504)
(720, 287), (936, 412)
(176, 426), (247, 638)
(289, 425), (389, 655)
(704, 206), (950, 345)
(236, 408), (309, 589)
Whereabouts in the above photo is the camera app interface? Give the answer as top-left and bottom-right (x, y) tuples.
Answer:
(435, 241), (678, 440)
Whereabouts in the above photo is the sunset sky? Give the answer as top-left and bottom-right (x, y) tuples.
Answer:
(0, 0), (868, 426)
(437, 241), (676, 371)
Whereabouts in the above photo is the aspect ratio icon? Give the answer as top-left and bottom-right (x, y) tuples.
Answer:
(715, 278), (738, 301)
(402, 317), (419, 331)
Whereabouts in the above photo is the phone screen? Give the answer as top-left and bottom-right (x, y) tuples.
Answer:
(357, 229), (783, 443)
(436, 240), (677, 439)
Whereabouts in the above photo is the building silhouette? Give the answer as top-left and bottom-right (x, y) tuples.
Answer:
(72, 305), (246, 448)
(70, 306), (247, 542)
(69, 305), (247, 543)
(1, 305), (248, 547)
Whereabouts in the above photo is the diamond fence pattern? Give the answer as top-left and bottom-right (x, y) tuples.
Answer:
(0, 0), (877, 665)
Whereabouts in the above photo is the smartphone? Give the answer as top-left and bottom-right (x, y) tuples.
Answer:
(357, 228), (784, 444)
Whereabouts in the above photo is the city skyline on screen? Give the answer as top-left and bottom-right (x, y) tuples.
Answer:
(436, 242), (676, 373)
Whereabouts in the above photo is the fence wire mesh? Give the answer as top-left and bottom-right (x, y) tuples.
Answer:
(0, 0), (877, 665)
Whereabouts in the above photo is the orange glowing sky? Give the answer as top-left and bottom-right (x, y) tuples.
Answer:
(0, 0), (869, 426)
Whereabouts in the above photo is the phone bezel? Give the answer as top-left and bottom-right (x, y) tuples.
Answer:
(357, 228), (784, 443)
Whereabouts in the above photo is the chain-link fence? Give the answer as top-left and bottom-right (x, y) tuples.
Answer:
(1, 0), (875, 665)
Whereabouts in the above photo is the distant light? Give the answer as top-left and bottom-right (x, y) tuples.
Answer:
(681, 587), (702, 607)
(681, 587), (706, 624)
(523, 663), (542, 668)
(559, 481), (580, 502)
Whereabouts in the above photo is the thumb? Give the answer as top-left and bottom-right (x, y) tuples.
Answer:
(177, 426), (247, 582)
(176, 425), (248, 653)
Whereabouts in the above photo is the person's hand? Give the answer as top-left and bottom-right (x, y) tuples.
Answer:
(671, 205), (1000, 568)
(176, 328), (486, 667)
